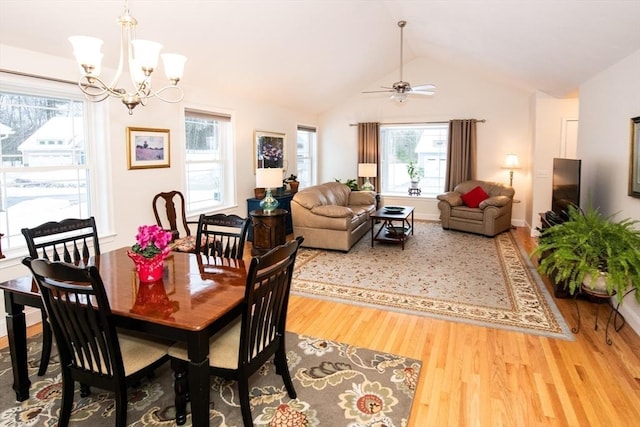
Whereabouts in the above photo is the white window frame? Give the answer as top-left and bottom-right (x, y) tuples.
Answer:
(0, 72), (109, 259)
(296, 125), (317, 188)
(183, 108), (235, 215)
(379, 123), (448, 197)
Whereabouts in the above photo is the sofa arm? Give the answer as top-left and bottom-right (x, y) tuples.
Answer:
(479, 195), (511, 209)
(349, 191), (375, 206)
(436, 191), (464, 207)
(311, 205), (354, 218)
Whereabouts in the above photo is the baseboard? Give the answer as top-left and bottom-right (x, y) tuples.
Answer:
(617, 298), (640, 337)
(0, 307), (41, 338)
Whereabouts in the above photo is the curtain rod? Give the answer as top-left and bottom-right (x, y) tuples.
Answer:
(349, 119), (486, 126)
(1, 68), (77, 86)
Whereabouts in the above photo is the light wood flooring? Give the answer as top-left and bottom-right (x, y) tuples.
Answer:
(3, 227), (639, 426)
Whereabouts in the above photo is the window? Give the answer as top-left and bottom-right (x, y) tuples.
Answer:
(296, 125), (316, 188)
(380, 123), (448, 196)
(0, 78), (104, 254)
(184, 109), (233, 214)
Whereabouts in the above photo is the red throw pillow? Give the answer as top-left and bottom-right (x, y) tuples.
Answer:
(460, 186), (489, 208)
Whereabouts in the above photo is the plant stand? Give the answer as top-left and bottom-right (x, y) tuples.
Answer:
(572, 286), (627, 345)
(408, 187), (421, 196)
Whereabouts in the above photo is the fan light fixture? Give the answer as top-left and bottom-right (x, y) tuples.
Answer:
(256, 168), (283, 212)
(358, 163), (377, 191)
(69, 0), (187, 115)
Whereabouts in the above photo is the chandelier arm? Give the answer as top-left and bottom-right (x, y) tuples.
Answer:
(77, 75), (129, 99)
(141, 85), (185, 103)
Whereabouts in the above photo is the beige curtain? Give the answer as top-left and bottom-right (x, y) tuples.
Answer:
(357, 122), (380, 189)
(445, 119), (478, 191)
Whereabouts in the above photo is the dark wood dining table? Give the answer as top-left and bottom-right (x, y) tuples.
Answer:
(0, 247), (247, 427)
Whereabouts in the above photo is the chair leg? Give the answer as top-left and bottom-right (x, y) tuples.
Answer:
(238, 377), (254, 427)
(38, 310), (52, 376)
(114, 384), (128, 427)
(58, 372), (74, 427)
(171, 358), (189, 426)
(275, 347), (296, 399)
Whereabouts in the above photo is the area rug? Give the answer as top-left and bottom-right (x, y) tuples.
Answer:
(293, 221), (573, 340)
(0, 333), (420, 426)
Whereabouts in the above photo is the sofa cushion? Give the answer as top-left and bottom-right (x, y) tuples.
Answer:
(461, 186), (489, 208)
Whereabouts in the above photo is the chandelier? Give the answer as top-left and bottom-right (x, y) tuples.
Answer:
(69, 0), (186, 114)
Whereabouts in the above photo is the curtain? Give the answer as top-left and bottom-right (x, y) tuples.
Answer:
(445, 119), (478, 191)
(357, 122), (380, 189)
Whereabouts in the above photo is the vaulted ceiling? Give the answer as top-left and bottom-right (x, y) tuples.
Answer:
(1, 0), (639, 114)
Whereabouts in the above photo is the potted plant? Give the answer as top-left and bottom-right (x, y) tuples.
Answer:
(531, 205), (640, 304)
(407, 161), (423, 188)
(283, 174), (299, 193)
(334, 178), (359, 191)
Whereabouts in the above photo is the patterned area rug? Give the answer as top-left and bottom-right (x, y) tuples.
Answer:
(293, 221), (573, 340)
(0, 333), (420, 426)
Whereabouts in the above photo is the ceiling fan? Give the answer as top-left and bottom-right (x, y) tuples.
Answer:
(363, 20), (436, 103)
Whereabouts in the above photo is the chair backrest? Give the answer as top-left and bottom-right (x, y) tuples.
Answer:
(195, 213), (250, 259)
(21, 257), (126, 381)
(239, 236), (303, 368)
(21, 217), (100, 263)
(152, 191), (191, 242)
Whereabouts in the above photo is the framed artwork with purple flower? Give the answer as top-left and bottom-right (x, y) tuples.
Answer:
(255, 130), (285, 169)
(127, 127), (171, 170)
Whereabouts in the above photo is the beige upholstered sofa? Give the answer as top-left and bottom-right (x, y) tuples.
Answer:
(290, 182), (376, 251)
(437, 180), (515, 237)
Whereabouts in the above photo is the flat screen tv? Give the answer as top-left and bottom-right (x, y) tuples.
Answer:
(552, 158), (581, 220)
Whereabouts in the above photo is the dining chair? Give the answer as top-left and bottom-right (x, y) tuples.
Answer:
(194, 213), (250, 259)
(169, 236), (304, 426)
(152, 190), (198, 252)
(21, 217), (100, 376)
(22, 257), (172, 427)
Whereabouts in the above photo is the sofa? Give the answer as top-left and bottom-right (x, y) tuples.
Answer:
(437, 180), (515, 237)
(290, 182), (376, 251)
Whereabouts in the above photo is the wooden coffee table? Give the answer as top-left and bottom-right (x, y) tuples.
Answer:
(370, 206), (414, 250)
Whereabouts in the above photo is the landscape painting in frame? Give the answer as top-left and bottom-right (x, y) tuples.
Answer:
(255, 130), (285, 169)
(127, 127), (170, 169)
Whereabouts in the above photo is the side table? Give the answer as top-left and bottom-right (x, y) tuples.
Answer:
(249, 209), (288, 256)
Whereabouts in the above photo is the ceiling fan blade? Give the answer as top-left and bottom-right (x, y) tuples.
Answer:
(362, 89), (394, 94)
(409, 90), (436, 96)
(411, 84), (436, 91)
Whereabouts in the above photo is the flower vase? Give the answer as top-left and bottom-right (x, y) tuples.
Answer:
(127, 250), (165, 283)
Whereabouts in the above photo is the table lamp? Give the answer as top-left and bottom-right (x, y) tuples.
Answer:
(256, 168), (283, 212)
(502, 154), (520, 187)
(358, 163), (377, 192)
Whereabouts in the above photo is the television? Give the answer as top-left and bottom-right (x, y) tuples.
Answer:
(551, 158), (581, 220)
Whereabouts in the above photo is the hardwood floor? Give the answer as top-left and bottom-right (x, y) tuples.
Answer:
(286, 227), (640, 426)
(3, 227), (639, 426)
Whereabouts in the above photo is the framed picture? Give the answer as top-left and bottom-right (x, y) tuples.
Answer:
(630, 116), (640, 198)
(254, 130), (285, 170)
(127, 127), (170, 169)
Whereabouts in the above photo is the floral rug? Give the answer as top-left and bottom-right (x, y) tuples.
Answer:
(293, 221), (573, 340)
(0, 333), (420, 426)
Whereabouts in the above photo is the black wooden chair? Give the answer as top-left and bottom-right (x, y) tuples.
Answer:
(194, 213), (250, 259)
(152, 190), (198, 252)
(169, 236), (304, 426)
(22, 257), (172, 427)
(21, 217), (100, 376)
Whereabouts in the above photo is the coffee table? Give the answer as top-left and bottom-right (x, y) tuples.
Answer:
(370, 206), (414, 250)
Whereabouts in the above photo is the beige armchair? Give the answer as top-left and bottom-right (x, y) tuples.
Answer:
(437, 180), (515, 237)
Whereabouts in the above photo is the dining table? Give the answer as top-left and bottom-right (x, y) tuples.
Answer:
(0, 247), (247, 427)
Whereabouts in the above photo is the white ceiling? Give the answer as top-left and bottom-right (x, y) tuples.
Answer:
(1, 0), (639, 114)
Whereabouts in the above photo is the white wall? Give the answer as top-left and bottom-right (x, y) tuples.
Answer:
(0, 44), (317, 336)
(318, 56), (533, 224)
(578, 49), (640, 334)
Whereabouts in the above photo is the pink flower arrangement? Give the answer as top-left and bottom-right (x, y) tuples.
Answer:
(130, 224), (174, 259)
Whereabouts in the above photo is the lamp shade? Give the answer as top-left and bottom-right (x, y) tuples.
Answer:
(256, 168), (283, 189)
(503, 154), (520, 169)
(358, 163), (377, 177)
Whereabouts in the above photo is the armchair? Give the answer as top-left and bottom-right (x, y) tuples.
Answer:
(437, 180), (515, 237)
